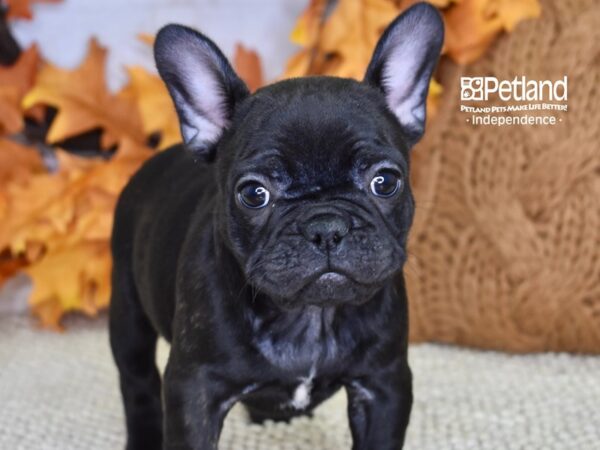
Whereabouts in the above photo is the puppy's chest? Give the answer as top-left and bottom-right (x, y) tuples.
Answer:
(245, 314), (336, 411)
(246, 367), (343, 413)
(251, 306), (354, 374)
(246, 307), (373, 412)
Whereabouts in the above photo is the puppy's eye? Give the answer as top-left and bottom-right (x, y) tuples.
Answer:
(238, 182), (270, 209)
(370, 170), (402, 198)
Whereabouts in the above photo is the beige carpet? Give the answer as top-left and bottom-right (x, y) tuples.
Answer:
(1, 313), (599, 450)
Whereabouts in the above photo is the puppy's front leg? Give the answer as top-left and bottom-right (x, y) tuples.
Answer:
(346, 360), (413, 450)
(162, 358), (232, 450)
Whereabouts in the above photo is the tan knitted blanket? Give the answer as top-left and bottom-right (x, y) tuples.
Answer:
(407, 0), (600, 352)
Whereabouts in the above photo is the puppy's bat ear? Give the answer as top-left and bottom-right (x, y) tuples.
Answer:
(364, 3), (444, 147)
(154, 25), (249, 161)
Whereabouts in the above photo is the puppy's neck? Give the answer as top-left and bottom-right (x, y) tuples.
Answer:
(242, 287), (395, 375)
(247, 302), (338, 372)
(212, 235), (399, 374)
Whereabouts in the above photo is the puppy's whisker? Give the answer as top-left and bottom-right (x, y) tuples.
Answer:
(238, 261), (273, 304)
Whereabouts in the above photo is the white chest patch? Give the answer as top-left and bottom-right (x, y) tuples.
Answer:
(291, 379), (312, 410)
(289, 368), (316, 410)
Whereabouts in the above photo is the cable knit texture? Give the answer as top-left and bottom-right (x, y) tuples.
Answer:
(407, 0), (600, 352)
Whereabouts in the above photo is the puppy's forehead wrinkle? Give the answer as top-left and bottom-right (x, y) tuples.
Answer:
(233, 77), (399, 155)
(234, 154), (291, 186)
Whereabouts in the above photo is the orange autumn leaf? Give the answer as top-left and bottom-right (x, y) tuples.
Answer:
(282, 49), (313, 79)
(0, 141), (150, 256)
(0, 139), (151, 327)
(394, 0), (538, 64)
(137, 33), (155, 46)
(0, 152), (95, 256)
(289, 0), (328, 48)
(233, 43), (264, 92)
(5, 0), (62, 20)
(22, 38), (145, 149)
(315, 0), (400, 79)
(25, 141), (151, 329)
(284, 0), (542, 111)
(394, 0), (454, 9)
(0, 170), (76, 257)
(0, 250), (28, 286)
(283, 0), (443, 112)
(119, 66), (180, 149)
(427, 78), (443, 117)
(0, 45), (41, 134)
(0, 138), (44, 282)
(0, 139), (46, 255)
(26, 239), (111, 330)
(283, 0), (430, 78)
(444, 0), (541, 64)
(0, 138), (44, 183)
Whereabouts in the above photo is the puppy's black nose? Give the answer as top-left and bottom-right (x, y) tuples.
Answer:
(300, 213), (350, 251)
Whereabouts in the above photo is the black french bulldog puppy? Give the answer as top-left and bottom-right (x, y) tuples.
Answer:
(109, 3), (443, 449)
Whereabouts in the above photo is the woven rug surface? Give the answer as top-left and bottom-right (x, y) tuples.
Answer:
(1, 314), (599, 450)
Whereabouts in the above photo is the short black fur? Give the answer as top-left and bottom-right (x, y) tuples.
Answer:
(109, 3), (443, 450)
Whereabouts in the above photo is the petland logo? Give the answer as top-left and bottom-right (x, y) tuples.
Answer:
(461, 76), (568, 102)
(460, 76), (568, 126)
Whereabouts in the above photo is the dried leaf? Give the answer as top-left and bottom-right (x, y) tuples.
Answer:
(137, 33), (155, 46)
(318, 0), (400, 79)
(0, 139), (151, 327)
(0, 140), (150, 254)
(427, 78), (443, 116)
(0, 250), (27, 286)
(26, 239), (111, 330)
(22, 38), (145, 148)
(0, 139), (46, 260)
(283, 0), (541, 115)
(5, 0), (62, 20)
(394, 0), (454, 9)
(119, 66), (180, 149)
(444, 0), (541, 64)
(0, 45), (40, 134)
(282, 49), (313, 79)
(233, 43), (264, 92)
(283, 0), (443, 117)
(290, 0), (328, 47)
(0, 138), (44, 183)
(0, 155), (86, 256)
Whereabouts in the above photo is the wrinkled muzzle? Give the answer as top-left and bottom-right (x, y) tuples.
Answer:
(245, 203), (405, 307)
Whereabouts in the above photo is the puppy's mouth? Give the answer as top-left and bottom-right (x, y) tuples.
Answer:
(310, 269), (361, 287)
(315, 271), (349, 283)
(294, 269), (378, 306)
